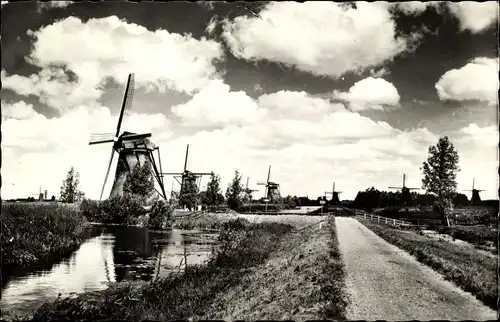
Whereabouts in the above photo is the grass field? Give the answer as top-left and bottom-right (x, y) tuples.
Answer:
(358, 219), (497, 310)
(1, 202), (87, 268)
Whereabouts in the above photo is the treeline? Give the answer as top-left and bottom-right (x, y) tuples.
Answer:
(349, 187), (474, 212)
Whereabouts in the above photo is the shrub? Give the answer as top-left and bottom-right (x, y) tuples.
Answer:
(148, 199), (175, 229)
(79, 195), (147, 225)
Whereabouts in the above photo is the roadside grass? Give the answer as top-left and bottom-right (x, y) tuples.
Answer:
(320, 215), (350, 318)
(32, 218), (294, 321)
(1, 203), (87, 268)
(359, 219), (497, 310)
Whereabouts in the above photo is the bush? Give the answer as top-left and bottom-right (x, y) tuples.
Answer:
(436, 225), (498, 245)
(148, 199), (175, 229)
(79, 195), (147, 225)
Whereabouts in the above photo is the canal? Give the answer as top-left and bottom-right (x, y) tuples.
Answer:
(1, 225), (219, 320)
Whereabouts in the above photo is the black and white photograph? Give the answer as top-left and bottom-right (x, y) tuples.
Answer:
(1, 1), (498, 321)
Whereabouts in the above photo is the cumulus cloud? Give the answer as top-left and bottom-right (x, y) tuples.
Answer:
(171, 80), (264, 127)
(393, 1), (440, 15)
(435, 57), (498, 104)
(370, 67), (390, 78)
(37, 1), (73, 11)
(1, 101), (37, 120)
(393, 1), (498, 34)
(448, 1), (499, 34)
(221, 2), (412, 78)
(332, 77), (401, 111)
(2, 16), (224, 112)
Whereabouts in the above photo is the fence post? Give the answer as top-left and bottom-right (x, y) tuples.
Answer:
(377, 215), (380, 223)
(385, 217), (388, 224)
(393, 218), (396, 225)
(364, 213), (366, 220)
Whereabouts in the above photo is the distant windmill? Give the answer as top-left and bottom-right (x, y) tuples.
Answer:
(244, 177), (258, 202)
(89, 73), (166, 200)
(388, 173), (419, 208)
(325, 182), (341, 205)
(464, 178), (484, 206)
(161, 144), (213, 210)
(257, 165), (281, 202)
(31, 186), (43, 201)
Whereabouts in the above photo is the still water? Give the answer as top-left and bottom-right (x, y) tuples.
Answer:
(0, 225), (219, 320)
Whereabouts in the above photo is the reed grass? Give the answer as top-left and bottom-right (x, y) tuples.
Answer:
(1, 202), (87, 267)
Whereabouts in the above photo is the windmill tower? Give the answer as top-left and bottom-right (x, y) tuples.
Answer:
(388, 173), (419, 208)
(325, 182), (341, 206)
(244, 177), (258, 202)
(161, 144), (213, 210)
(257, 165), (281, 203)
(89, 73), (166, 200)
(464, 178), (484, 206)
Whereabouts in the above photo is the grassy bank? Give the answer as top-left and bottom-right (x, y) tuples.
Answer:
(32, 218), (294, 321)
(192, 215), (348, 320)
(359, 219), (497, 310)
(1, 203), (87, 268)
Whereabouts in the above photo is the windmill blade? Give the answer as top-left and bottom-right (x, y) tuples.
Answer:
(115, 73), (135, 137)
(190, 172), (212, 175)
(257, 182), (267, 185)
(267, 165), (271, 183)
(246, 177), (249, 190)
(118, 73), (136, 132)
(89, 133), (116, 145)
(162, 172), (184, 175)
(184, 144), (190, 172)
(388, 186), (403, 189)
(100, 148), (116, 200)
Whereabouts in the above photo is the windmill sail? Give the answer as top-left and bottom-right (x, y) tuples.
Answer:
(119, 74), (136, 131)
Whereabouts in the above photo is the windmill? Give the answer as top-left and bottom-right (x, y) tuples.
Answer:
(244, 177), (258, 202)
(325, 182), (341, 206)
(388, 173), (419, 208)
(161, 144), (213, 210)
(257, 165), (281, 203)
(464, 178), (484, 206)
(89, 73), (166, 200)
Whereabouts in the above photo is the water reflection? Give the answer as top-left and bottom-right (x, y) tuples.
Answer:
(0, 226), (219, 320)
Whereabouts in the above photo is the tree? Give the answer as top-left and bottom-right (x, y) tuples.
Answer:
(200, 173), (225, 210)
(226, 170), (244, 210)
(123, 160), (155, 198)
(421, 136), (460, 226)
(60, 167), (85, 203)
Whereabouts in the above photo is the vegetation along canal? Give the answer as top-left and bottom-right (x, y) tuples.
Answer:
(0, 225), (219, 320)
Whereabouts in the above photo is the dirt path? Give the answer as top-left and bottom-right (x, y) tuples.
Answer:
(335, 217), (497, 321)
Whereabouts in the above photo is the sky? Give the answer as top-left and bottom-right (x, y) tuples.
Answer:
(1, 1), (498, 201)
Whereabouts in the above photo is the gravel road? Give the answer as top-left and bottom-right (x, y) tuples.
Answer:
(335, 217), (497, 321)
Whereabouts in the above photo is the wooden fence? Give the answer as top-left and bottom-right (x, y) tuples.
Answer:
(356, 211), (412, 227)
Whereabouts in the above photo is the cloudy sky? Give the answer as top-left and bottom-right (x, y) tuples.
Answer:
(1, 1), (498, 201)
